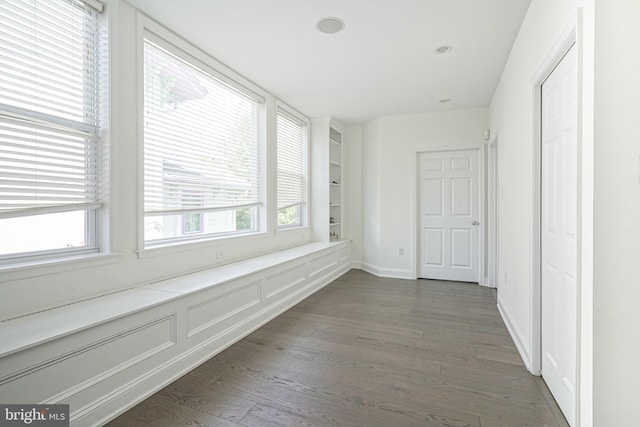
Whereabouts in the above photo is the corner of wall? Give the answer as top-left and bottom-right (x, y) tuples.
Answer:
(343, 125), (363, 266)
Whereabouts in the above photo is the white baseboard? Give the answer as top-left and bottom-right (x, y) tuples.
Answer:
(361, 262), (413, 280)
(497, 295), (531, 371)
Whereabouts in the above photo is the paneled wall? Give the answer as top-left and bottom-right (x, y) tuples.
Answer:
(0, 242), (350, 426)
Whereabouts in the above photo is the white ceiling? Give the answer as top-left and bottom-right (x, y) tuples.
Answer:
(125, 0), (531, 125)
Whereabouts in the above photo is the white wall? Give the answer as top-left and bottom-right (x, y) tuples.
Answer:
(361, 119), (382, 270)
(489, 0), (581, 364)
(360, 108), (488, 278)
(343, 125), (363, 266)
(0, 1), (315, 320)
(593, 0), (640, 423)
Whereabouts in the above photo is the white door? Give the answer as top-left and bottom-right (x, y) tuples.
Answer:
(419, 150), (479, 282)
(541, 43), (577, 426)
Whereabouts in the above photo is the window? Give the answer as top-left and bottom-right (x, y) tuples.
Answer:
(276, 109), (307, 228)
(182, 213), (202, 234)
(0, 0), (104, 261)
(143, 36), (263, 246)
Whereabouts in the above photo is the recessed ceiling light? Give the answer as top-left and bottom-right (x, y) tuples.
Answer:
(439, 98), (451, 103)
(435, 46), (452, 54)
(317, 17), (345, 34)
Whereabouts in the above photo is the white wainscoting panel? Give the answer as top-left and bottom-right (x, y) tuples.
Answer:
(338, 245), (350, 263)
(264, 263), (307, 301)
(308, 251), (338, 278)
(186, 279), (261, 338)
(0, 313), (176, 407)
(0, 241), (351, 427)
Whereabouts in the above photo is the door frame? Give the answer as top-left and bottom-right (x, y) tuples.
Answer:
(487, 135), (499, 288)
(530, 21), (580, 423)
(413, 144), (486, 284)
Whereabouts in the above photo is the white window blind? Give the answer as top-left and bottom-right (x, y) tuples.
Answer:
(0, 0), (102, 220)
(143, 38), (262, 221)
(276, 111), (305, 211)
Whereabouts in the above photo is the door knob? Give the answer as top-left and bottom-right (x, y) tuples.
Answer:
(472, 221), (480, 226)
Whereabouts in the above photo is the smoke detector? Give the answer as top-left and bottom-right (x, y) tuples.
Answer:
(317, 17), (345, 34)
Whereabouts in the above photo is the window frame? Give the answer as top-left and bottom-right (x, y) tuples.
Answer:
(275, 102), (310, 231)
(0, 0), (108, 266)
(137, 15), (269, 253)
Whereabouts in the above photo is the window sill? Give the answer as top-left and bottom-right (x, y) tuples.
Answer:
(276, 225), (311, 234)
(0, 252), (120, 284)
(0, 240), (350, 358)
(138, 230), (270, 259)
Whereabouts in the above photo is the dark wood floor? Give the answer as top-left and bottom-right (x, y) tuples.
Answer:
(107, 269), (568, 427)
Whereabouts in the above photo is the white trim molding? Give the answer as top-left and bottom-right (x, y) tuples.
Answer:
(529, 20), (578, 376)
(486, 132), (499, 289)
(530, 14), (584, 426)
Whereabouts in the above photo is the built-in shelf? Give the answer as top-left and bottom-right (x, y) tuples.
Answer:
(311, 117), (344, 243)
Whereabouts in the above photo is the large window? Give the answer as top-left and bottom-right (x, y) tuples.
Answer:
(0, 0), (104, 261)
(143, 35), (263, 246)
(276, 109), (308, 228)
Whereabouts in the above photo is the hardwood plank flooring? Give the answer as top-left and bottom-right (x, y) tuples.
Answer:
(107, 270), (569, 427)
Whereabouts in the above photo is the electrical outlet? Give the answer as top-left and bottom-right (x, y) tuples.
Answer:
(216, 250), (224, 260)
(399, 248), (404, 255)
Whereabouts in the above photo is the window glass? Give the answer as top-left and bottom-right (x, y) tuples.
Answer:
(276, 111), (307, 228)
(143, 38), (263, 246)
(0, 0), (103, 260)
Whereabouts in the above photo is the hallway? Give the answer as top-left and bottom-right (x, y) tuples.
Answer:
(108, 270), (567, 426)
